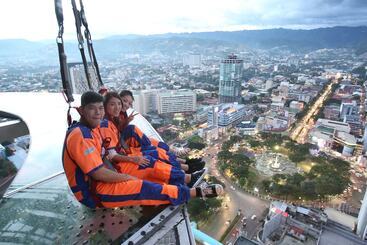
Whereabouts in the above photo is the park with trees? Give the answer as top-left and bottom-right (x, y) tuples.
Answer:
(216, 132), (351, 201)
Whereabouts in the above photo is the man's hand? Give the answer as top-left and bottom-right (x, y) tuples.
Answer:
(131, 156), (150, 166)
(125, 174), (139, 181)
(91, 167), (139, 183)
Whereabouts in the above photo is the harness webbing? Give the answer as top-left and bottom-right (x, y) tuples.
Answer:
(55, 0), (104, 125)
(54, 0), (74, 103)
(79, 0), (103, 87)
(71, 0), (93, 90)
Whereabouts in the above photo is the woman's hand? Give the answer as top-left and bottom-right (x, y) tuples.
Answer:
(131, 156), (150, 166)
(127, 112), (138, 123)
(127, 114), (135, 123)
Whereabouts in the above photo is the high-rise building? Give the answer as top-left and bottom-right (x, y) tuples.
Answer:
(218, 103), (246, 127)
(157, 90), (196, 114)
(183, 54), (201, 68)
(278, 81), (289, 98)
(132, 90), (158, 115)
(340, 101), (359, 119)
(219, 54), (243, 103)
(208, 103), (246, 128)
(207, 106), (219, 127)
(265, 80), (274, 91)
(68, 62), (99, 94)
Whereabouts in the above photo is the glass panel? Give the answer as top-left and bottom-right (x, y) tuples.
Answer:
(0, 174), (161, 244)
(0, 111), (30, 198)
(0, 93), (78, 189)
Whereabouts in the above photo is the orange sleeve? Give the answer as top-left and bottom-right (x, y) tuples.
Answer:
(107, 122), (119, 148)
(66, 129), (104, 175)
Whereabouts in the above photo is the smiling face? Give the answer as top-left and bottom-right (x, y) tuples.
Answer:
(121, 95), (134, 112)
(80, 102), (104, 128)
(105, 96), (122, 117)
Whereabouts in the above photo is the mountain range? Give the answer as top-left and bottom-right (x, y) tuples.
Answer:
(1, 26), (367, 64)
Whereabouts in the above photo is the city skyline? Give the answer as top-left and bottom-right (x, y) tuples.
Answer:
(1, 0), (367, 40)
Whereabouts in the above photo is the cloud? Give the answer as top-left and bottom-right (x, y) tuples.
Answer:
(222, 0), (367, 29)
(0, 0), (366, 40)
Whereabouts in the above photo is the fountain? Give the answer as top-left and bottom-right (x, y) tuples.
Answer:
(270, 155), (282, 171)
(255, 152), (299, 176)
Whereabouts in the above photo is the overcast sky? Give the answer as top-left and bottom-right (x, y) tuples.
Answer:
(0, 0), (366, 40)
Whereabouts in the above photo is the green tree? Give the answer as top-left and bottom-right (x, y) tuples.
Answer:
(245, 171), (257, 188)
(229, 135), (242, 144)
(218, 150), (233, 162)
(187, 135), (206, 150)
(197, 94), (205, 102)
(261, 180), (272, 192)
(301, 180), (317, 199)
(161, 130), (179, 142)
(187, 196), (222, 220)
(248, 139), (261, 148)
(230, 154), (250, 166)
(248, 85), (256, 92)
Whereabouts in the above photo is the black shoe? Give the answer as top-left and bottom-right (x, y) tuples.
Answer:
(188, 168), (207, 187)
(197, 183), (224, 199)
(186, 157), (202, 165)
(187, 160), (205, 174)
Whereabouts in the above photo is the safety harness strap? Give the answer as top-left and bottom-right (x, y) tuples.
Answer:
(79, 0), (103, 87)
(54, 0), (74, 103)
(71, 0), (93, 90)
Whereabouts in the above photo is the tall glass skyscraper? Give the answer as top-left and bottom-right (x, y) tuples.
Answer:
(219, 54), (243, 103)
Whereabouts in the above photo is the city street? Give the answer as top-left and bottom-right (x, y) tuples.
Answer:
(291, 79), (338, 143)
(199, 143), (269, 241)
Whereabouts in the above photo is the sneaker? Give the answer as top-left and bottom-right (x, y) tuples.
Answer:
(186, 157), (202, 165)
(188, 168), (207, 187)
(187, 160), (205, 174)
(198, 184), (224, 199)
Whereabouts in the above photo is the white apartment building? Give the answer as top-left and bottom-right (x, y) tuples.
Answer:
(132, 90), (158, 115)
(157, 90), (196, 114)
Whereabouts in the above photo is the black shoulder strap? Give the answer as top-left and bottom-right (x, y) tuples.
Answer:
(54, 0), (74, 103)
(71, 0), (93, 90)
(79, 0), (103, 87)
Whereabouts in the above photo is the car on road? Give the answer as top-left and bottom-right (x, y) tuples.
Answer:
(242, 222), (247, 227)
(230, 185), (235, 191)
(225, 219), (230, 225)
(251, 215), (257, 220)
(241, 217), (247, 223)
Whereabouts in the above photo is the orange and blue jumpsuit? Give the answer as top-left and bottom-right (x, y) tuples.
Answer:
(99, 119), (185, 186)
(62, 122), (190, 208)
(119, 112), (180, 169)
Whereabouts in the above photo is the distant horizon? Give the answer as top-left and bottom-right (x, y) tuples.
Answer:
(1, 24), (366, 42)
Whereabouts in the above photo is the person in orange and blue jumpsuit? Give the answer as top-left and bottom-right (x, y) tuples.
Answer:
(121, 123), (180, 168)
(118, 90), (204, 173)
(62, 91), (208, 209)
(100, 92), (202, 187)
(119, 90), (170, 151)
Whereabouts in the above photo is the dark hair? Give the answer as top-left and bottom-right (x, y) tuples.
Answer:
(119, 90), (134, 100)
(81, 91), (104, 107)
(103, 91), (122, 108)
